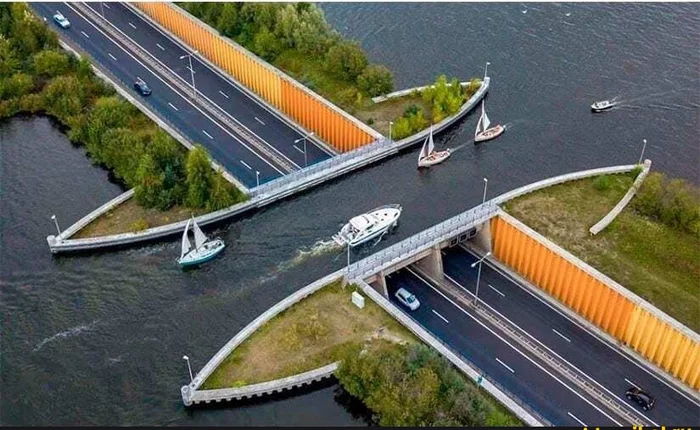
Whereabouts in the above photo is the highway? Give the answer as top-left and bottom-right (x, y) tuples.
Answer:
(32, 2), (333, 188)
(386, 247), (700, 426)
(440, 245), (700, 425)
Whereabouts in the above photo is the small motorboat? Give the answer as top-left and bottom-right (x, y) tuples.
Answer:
(178, 216), (225, 267)
(332, 204), (402, 247)
(591, 100), (615, 112)
(418, 125), (451, 168)
(474, 100), (505, 143)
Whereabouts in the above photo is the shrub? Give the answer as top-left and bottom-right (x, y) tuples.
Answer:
(357, 64), (394, 97)
(325, 40), (368, 82)
(366, 117), (374, 125)
(1, 72), (33, 98)
(593, 175), (612, 192)
(632, 172), (700, 237)
(422, 74), (465, 122)
(130, 218), (149, 232)
(32, 50), (70, 77)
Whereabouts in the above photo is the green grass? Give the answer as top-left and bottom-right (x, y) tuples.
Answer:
(503, 171), (700, 332)
(201, 279), (418, 389)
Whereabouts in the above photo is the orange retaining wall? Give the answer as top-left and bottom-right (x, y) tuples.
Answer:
(490, 214), (700, 390)
(133, 2), (376, 153)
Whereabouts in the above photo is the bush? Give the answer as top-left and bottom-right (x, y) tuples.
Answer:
(593, 175), (612, 192)
(130, 218), (150, 232)
(357, 64), (394, 97)
(422, 75), (465, 123)
(1, 72), (33, 98)
(632, 172), (700, 237)
(325, 40), (368, 82)
(32, 50), (70, 77)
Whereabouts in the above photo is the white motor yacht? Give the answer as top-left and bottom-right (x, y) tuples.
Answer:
(591, 100), (615, 112)
(332, 204), (402, 247)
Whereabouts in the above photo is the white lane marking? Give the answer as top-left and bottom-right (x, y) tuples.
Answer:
(80, 30), (90, 38)
(293, 145), (304, 154)
(552, 328), (571, 343)
(108, 53), (117, 61)
(487, 284), (506, 297)
(625, 378), (640, 389)
(65, 3), (285, 176)
(431, 309), (449, 324)
(156, 43), (165, 51)
(240, 160), (252, 170)
(406, 268), (623, 426)
(124, 5), (335, 157)
(218, 90), (229, 99)
(202, 130), (214, 140)
(254, 116), (265, 125)
(128, 22), (136, 29)
(103, 3), (110, 9)
(445, 271), (652, 425)
(567, 411), (586, 426)
(168, 102), (179, 112)
(496, 357), (515, 373)
(458, 245), (700, 409)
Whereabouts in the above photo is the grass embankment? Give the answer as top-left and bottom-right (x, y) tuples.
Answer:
(203, 278), (522, 426)
(503, 171), (700, 332)
(202, 279), (417, 388)
(73, 200), (207, 238)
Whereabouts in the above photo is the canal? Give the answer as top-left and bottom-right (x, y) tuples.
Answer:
(1, 2), (697, 425)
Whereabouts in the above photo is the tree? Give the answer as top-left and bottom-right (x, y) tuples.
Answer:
(185, 145), (213, 208)
(134, 153), (166, 208)
(32, 50), (70, 77)
(207, 171), (240, 211)
(216, 3), (241, 38)
(325, 41), (368, 82)
(253, 25), (281, 61)
(41, 75), (85, 119)
(274, 4), (300, 48)
(1, 73), (33, 98)
(357, 64), (394, 97)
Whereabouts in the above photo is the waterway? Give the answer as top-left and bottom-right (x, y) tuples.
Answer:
(1, 3), (698, 425)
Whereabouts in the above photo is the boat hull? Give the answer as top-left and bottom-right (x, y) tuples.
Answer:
(418, 149), (451, 167)
(178, 239), (225, 266)
(475, 125), (505, 143)
(591, 105), (614, 112)
(333, 205), (402, 247)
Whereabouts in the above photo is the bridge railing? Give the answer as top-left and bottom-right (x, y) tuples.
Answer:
(249, 137), (395, 196)
(347, 201), (499, 280)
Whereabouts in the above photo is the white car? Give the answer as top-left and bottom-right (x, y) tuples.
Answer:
(395, 288), (420, 311)
(53, 11), (70, 29)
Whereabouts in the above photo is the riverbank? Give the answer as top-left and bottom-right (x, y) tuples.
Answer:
(503, 171), (700, 332)
(201, 279), (416, 389)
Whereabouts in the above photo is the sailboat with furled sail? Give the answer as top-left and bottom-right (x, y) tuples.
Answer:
(417, 125), (451, 168)
(178, 216), (225, 267)
(474, 100), (505, 143)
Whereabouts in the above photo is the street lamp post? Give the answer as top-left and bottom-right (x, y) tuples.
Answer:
(255, 170), (260, 187)
(484, 61), (491, 80)
(51, 214), (61, 236)
(294, 132), (314, 168)
(179, 52), (197, 97)
(638, 138), (647, 165)
(183, 355), (193, 383)
(100, 2), (105, 18)
(471, 251), (492, 306)
(389, 121), (393, 143)
(482, 177), (488, 205)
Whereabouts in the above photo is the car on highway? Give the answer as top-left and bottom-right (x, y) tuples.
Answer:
(53, 11), (70, 29)
(626, 386), (656, 411)
(395, 288), (420, 311)
(134, 79), (152, 96)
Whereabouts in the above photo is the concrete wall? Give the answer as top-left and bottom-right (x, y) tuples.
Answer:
(413, 246), (444, 281)
(490, 211), (700, 390)
(133, 2), (380, 152)
(371, 80), (481, 104)
(589, 159), (651, 235)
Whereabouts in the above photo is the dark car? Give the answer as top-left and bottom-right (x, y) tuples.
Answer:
(134, 79), (152, 96)
(626, 386), (656, 411)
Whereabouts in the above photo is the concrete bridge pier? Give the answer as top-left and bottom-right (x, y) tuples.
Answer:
(367, 270), (389, 297)
(413, 245), (444, 282)
(472, 220), (493, 254)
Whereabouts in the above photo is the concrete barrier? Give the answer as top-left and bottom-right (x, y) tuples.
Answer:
(371, 80), (479, 104)
(589, 160), (651, 235)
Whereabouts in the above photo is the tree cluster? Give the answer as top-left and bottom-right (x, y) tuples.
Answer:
(0, 3), (246, 211)
(336, 342), (520, 426)
(633, 172), (700, 237)
(179, 2), (394, 98)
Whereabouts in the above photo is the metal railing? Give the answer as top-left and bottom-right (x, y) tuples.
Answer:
(346, 201), (498, 280)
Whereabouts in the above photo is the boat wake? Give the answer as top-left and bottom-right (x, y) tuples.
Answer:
(33, 320), (99, 352)
(448, 143), (468, 153)
(614, 89), (681, 107)
(503, 119), (527, 130)
(275, 239), (343, 273)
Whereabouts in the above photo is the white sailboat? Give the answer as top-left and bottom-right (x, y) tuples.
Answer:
(474, 100), (505, 143)
(417, 125), (451, 168)
(178, 216), (225, 267)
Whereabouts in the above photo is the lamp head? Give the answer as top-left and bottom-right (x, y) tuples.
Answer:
(183, 355), (189, 360)
(51, 214), (56, 220)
